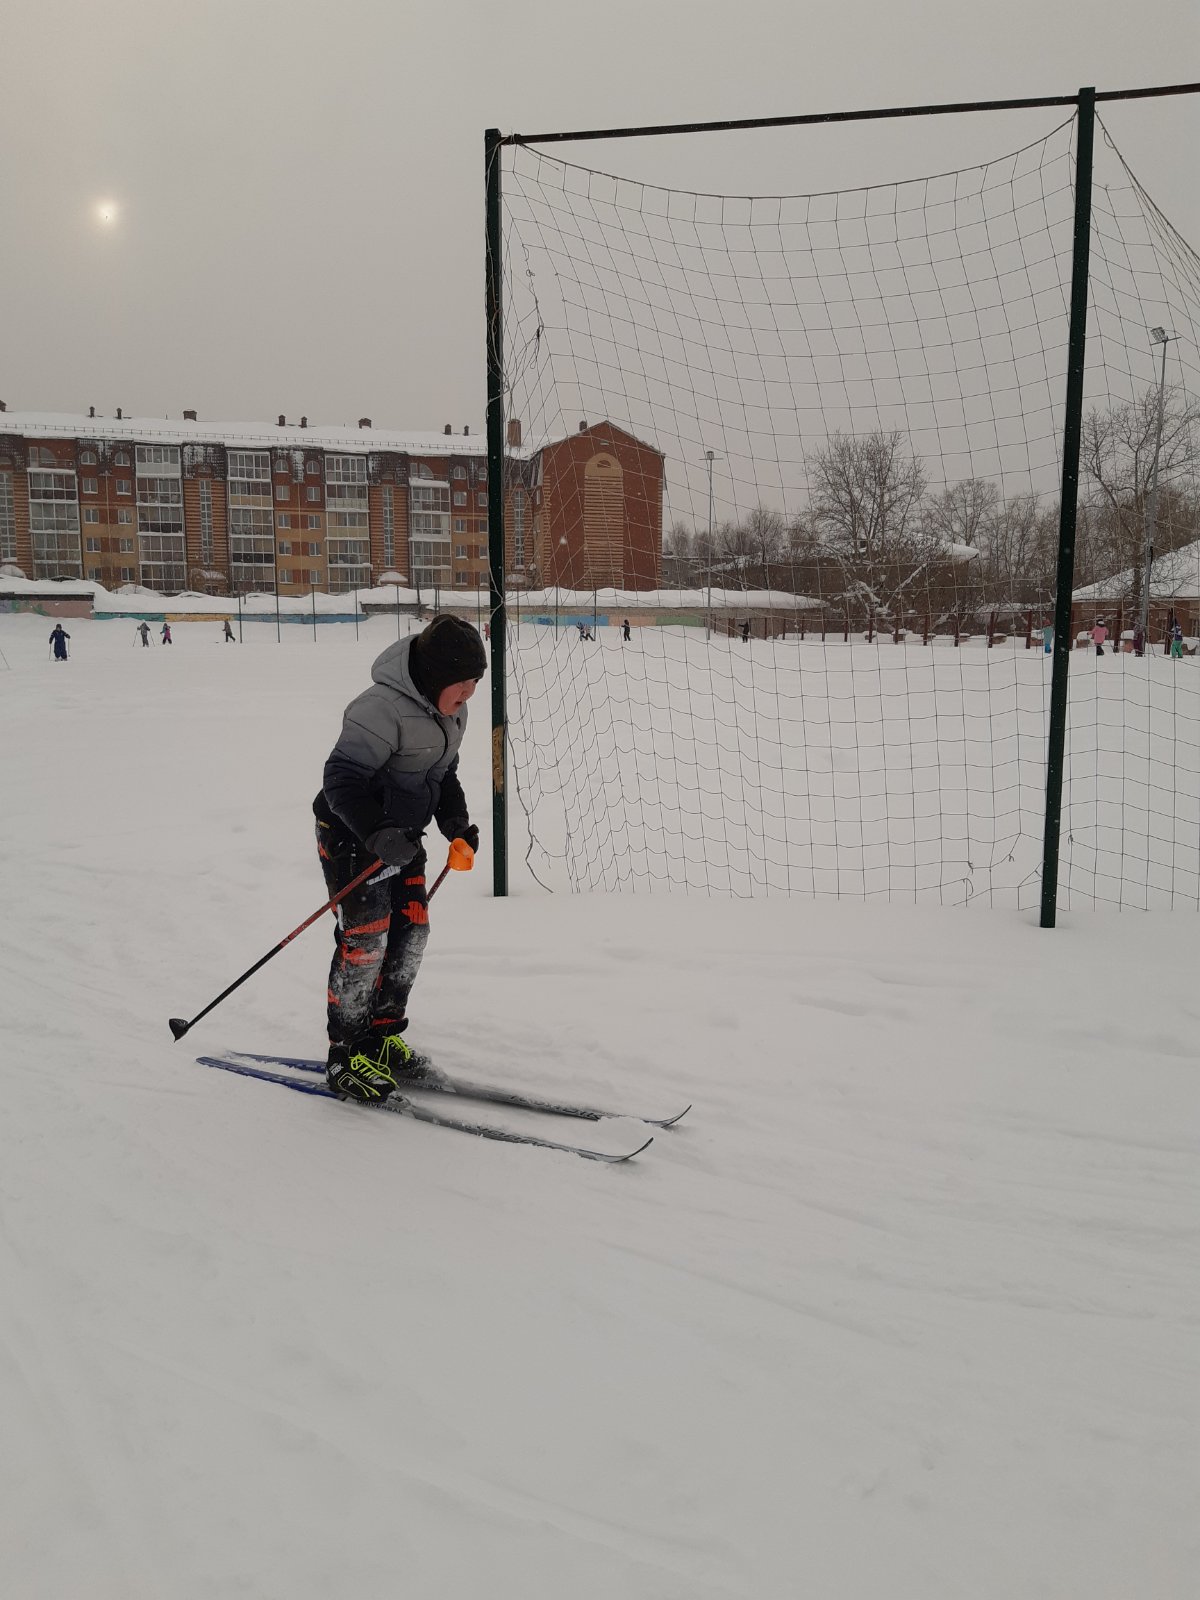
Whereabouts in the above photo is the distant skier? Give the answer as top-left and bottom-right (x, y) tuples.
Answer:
(223, 618), (235, 642)
(49, 623), (70, 661)
(314, 615), (486, 1104)
(622, 618), (631, 642)
(741, 620), (751, 643)
(160, 622), (173, 645)
(136, 620), (152, 648)
(1042, 622), (1054, 655)
(1133, 626), (1146, 658)
(1170, 622), (1184, 661)
(1091, 620), (1107, 657)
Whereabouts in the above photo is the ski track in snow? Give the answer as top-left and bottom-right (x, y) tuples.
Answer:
(0, 612), (1197, 1599)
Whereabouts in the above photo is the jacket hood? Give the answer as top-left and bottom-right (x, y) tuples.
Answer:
(371, 635), (420, 695)
(370, 636), (437, 712)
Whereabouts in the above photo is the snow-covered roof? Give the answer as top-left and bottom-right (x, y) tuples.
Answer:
(0, 411), (488, 457)
(1073, 538), (1200, 602)
(0, 412), (663, 463)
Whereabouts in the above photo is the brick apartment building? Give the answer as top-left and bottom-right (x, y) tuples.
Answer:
(0, 407), (663, 599)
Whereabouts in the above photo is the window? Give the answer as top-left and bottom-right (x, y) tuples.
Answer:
(306, 460), (319, 476)
(198, 478), (213, 564)
(275, 485), (289, 501)
(307, 569), (320, 585)
(278, 568), (293, 585)
(478, 466), (487, 483)
(0, 474), (15, 561)
(278, 541), (292, 555)
(305, 514), (321, 530)
(119, 567), (133, 581)
(84, 508), (100, 524)
(451, 466), (466, 481)
(116, 479), (131, 495)
(305, 541), (321, 557)
(413, 463), (433, 479)
(136, 445), (180, 469)
(28, 446), (57, 467)
(113, 451), (129, 466)
(512, 489), (526, 570)
(118, 508), (132, 525)
(228, 450), (271, 486)
(325, 455), (367, 485)
(454, 544), (467, 559)
(88, 566), (102, 580)
(28, 468), (82, 579)
(137, 467), (185, 588)
(453, 492), (466, 507)
(277, 514), (292, 529)
(227, 452), (274, 590)
(119, 538), (134, 552)
(477, 491), (488, 508)
(381, 485), (394, 566)
(85, 537), (101, 552)
(82, 477), (98, 495)
(306, 486), (320, 502)
(455, 572), (467, 586)
(453, 519), (465, 533)
(80, 450), (97, 466)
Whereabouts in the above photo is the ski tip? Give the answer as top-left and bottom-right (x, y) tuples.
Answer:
(617, 1135), (654, 1163)
(654, 1104), (692, 1128)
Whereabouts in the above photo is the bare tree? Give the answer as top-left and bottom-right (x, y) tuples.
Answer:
(1081, 387), (1200, 614)
(661, 520), (695, 587)
(716, 519), (757, 589)
(925, 477), (1000, 550)
(744, 505), (786, 587)
(977, 493), (1058, 606)
(811, 431), (928, 563)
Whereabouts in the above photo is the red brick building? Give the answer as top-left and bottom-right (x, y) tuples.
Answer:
(0, 408), (664, 599)
(528, 421), (663, 591)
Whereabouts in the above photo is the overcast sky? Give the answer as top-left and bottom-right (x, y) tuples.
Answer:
(1, 0), (1196, 434)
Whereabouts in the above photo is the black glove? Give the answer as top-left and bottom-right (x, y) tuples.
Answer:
(441, 819), (480, 857)
(440, 819), (479, 852)
(365, 827), (418, 868)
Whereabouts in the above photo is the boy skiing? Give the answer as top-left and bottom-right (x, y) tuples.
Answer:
(314, 614), (486, 1102)
(49, 623), (70, 661)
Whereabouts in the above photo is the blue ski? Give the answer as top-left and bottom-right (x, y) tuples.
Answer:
(194, 1055), (653, 1163)
(217, 1050), (691, 1129)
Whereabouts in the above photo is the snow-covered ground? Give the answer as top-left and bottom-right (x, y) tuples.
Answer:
(1, 612), (1196, 1599)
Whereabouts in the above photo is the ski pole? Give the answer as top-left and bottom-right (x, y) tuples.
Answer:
(168, 855), (384, 1040)
(168, 838), (475, 1041)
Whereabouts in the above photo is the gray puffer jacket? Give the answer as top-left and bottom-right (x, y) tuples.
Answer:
(315, 636), (469, 847)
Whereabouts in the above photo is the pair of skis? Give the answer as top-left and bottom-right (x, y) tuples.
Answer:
(195, 1051), (690, 1163)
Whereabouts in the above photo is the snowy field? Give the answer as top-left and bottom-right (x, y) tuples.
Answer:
(510, 627), (1200, 909)
(0, 611), (1197, 1599)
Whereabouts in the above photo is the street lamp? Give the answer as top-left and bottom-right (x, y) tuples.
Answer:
(1142, 327), (1173, 647)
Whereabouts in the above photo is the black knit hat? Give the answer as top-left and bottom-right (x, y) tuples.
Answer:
(410, 615), (488, 702)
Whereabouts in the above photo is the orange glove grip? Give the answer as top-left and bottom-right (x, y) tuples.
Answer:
(448, 837), (475, 872)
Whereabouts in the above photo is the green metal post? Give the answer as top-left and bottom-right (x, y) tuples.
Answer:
(1040, 87), (1095, 929)
(485, 127), (509, 896)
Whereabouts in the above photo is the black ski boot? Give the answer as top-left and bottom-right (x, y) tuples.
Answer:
(326, 1042), (399, 1103)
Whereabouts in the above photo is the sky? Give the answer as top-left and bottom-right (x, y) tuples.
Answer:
(1, 0), (1197, 435)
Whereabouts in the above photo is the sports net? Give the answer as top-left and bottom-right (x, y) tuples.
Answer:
(497, 109), (1200, 906)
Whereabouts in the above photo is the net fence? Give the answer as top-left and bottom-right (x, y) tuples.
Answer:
(497, 110), (1200, 907)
